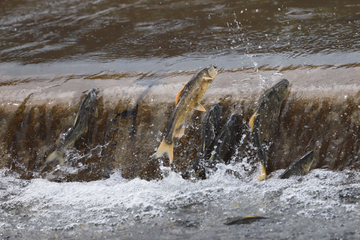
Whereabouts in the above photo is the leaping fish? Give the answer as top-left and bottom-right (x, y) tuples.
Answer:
(198, 102), (222, 160)
(279, 150), (314, 179)
(45, 88), (98, 165)
(249, 79), (289, 180)
(209, 114), (240, 165)
(184, 102), (222, 179)
(156, 65), (218, 163)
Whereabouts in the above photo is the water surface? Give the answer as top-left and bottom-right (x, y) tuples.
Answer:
(1, 0), (360, 76)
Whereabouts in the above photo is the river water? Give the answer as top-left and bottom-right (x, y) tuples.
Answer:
(1, 0), (360, 239)
(1, 0), (360, 75)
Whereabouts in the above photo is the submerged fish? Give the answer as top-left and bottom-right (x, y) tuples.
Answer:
(249, 79), (289, 180)
(224, 215), (268, 225)
(156, 65), (218, 163)
(209, 114), (240, 165)
(45, 88), (98, 165)
(279, 150), (314, 179)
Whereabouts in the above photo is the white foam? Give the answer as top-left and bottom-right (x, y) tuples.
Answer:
(1, 165), (360, 230)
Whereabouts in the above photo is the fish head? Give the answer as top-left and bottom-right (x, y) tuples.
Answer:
(82, 88), (99, 109)
(87, 88), (99, 97)
(273, 79), (290, 100)
(204, 64), (218, 80)
(227, 114), (239, 128)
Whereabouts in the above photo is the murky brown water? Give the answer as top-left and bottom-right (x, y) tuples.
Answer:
(1, 0), (360, 75)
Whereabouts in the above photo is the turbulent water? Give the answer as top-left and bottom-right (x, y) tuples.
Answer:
(1, 166), (360, 239)
(1, 0), (360, 239)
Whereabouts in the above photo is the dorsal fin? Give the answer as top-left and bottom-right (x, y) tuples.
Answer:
(73, 113), (79, 126)
(249, 111), (257, 131)
(175, 85), (186, 104)
(302, 159), (314, 173)
(94, 108), (99, 118)
(174, 125), (185, 138)
(243, 215), (260, 219)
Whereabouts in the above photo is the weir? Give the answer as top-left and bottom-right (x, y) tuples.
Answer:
(0, 66), (359, 181)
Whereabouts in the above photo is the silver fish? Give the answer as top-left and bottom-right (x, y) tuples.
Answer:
(209, 114), (240, 165)
(45, 88), (98, 165)
(184, 102), (222, 179)
(249, 79), (290, 180)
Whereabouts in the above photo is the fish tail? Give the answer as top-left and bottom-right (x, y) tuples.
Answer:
(45, 150), (65, 165)
(156, 138), (174, 164)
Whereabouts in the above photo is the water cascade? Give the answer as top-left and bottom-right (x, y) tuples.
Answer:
(1, 66), (359, 181)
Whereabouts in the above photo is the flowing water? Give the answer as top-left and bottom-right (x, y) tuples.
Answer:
(1, 0), (360, 75)
(1, 167), (360, 239)
(1, 0), (360, 239)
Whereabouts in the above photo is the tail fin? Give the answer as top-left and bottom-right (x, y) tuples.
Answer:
(45, 150), (65, 165)
(156, 138), (174, 164)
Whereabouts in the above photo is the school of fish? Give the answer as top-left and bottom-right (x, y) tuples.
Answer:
(42, 66), (314, 183)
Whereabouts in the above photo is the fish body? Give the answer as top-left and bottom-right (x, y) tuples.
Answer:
(156, 65), (218, 163)
(249, 79), (289, 180)
(46, 88), (98, 164)
(279, 150), (314, 179)
(185, 112), (239, 179)
(185, 102), (222, 179)
(198, 102), (222, 159)
(224, 215), (267, 225)
(209, 114), (240, 165)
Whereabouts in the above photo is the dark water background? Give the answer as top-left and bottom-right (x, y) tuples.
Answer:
(1, 0), (360, 76)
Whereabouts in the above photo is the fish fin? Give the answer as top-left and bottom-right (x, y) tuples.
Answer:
(175, 85), (186, 104)
(156, 138), (174, 164)
(73, 113), (79, 126)
(203, 142), (206, 152)
(256, 163), (267, 181)
(243, 215), (266, 219)
(249, 111), (257, 131)
(194, 103), (206, 112)
(203, 76), (213, 81)
(301, 159), (314, 173)
(209, 154), (214, 162)
(45, 150), (65, 165)
(174, 125), (185, 138)
(94, 108), (98, 118)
